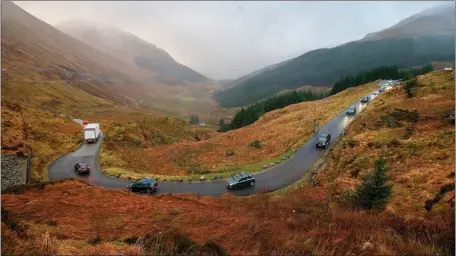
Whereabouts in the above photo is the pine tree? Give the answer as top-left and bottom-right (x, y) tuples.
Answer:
(219, 118), (225, 128)
(189, 115), (200, 125)
(355, 157), (392, 210)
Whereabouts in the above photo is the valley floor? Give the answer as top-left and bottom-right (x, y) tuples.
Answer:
(100, 83), (377, 180)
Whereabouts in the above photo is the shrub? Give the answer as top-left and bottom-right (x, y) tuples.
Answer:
(403, 126), (413, 139)
(381, 115), (400, 128)
(169, 208), (181, 215)
(347, 139), (359, 148)
(350, 168), (361, 178)
(123, 236), (140, 245)
(403, 78), (418, 98)
(339, 190), (359, 208)
(389, 108), (419, 123)
(45, 220), (57, 226)
(189, 115), (200, 125)
(224, 149), (235, 156)
(201, 241), (229, 256)
(248, 140), (264, 149)
(424, 183), (455, 211)
(88, 235), (102, 245)
(218, 119), (225, 128)
(355, 157), (392, 210)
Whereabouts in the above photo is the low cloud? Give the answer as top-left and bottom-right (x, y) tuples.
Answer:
(14, 1), (441, 79)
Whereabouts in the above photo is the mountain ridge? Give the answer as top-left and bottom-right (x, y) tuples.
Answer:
(56, 21), (209, 86)
(213, 3), (456, 108)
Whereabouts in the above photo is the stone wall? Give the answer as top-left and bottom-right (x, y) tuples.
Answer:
(1, 154), (27, 189)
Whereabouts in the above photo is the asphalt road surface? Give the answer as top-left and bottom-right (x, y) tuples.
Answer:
(48, 92), (377, 197)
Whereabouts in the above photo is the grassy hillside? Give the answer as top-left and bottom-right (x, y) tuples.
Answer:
(313, 70), (455, 218)
(57, 22), (208, 85)
(100, 83), (377, 180)
(2, 178), (453, 255)
(2, 71), (453, 256)
(1, 1), (168, 105)
(55, 21), (230, 122)
(1, 100), (82, 181)
(214, 34), (455, 108)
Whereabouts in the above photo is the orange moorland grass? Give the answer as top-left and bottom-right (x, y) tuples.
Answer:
(1, 78), (217, 181)
(314, 70), (455, 218)
(2, 179), (454, 255)
(101, 82), (378, 178)
(1, 100), (82, 181)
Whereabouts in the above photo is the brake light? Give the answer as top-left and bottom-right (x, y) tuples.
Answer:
(88, 166), (91, 169)
(78, 168), (82, 171)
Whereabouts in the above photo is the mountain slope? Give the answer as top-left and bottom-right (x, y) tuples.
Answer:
(1, 1), (163, 105)
(56, 21), (208, 86)
(217, 59), (292, 89)
(213, 4), (455, 108)
(362, 3), (455, 41)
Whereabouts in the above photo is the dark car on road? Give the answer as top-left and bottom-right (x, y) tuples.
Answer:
(74, 162), (90, 175)
(361, 96), (369, 103)
(227, 172), (255, 189)
(316, 132), (331, 148)
(346, 106), (356, 115)
(127, 177), (158, 194)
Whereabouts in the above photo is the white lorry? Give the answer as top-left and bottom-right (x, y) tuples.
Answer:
(83, 123), (101, 143)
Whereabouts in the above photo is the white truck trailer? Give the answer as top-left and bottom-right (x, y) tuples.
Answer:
(83, 123), (101, 143)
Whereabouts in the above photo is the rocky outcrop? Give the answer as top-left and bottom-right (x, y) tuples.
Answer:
(1, 154), (27, 189)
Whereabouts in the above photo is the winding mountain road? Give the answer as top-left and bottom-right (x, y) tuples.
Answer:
(48, 92), (377, 197)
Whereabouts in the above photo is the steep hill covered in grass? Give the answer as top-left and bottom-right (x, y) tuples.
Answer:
(1, 1), (168, 106)
(313, 70), (455, 217)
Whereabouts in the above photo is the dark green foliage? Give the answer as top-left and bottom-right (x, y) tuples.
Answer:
(201, 241), (229, 256)
(123, 236), (140, 245)
(189, 115), (200, 125)
(214, 35), (454, 107)
(218, 119), (225, 128)
(381, 108), (420, 128)
(330, 64), (432, 96)
(248, 140), (264, 149)
(424, 183), (455, 211)
(45, 220), (57, 226)
(220, 89), (326, 132)
(217, 125), (231, 132)
(381, 115), (401, 128)
(355, 157), (392, 210)
(403, 126), (413, 139)
(347, 139), (359, 148)
(389, 108), (420, 123)
(404, 78), (419, 98)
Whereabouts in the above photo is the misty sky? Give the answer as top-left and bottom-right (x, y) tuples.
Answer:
(14, 1), (444, 79)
